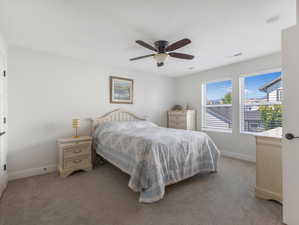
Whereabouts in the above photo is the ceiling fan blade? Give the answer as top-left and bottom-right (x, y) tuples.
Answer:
(165, 39), (191, 52)
(169, 52), (194, 60)
(130, 54), (155, 61)
(136, 40), (157, 52)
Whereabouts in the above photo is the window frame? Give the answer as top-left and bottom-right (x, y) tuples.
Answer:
(201, 78), (233, 133)
(239, 68), (282, 134)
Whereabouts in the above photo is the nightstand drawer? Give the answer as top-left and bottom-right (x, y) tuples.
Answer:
(62, 142), (91, 159)
(63, 155), (91, 169)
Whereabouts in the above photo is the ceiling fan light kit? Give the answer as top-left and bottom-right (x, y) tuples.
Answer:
(130, 38), (194, 67)
(153, 53), (168, 67)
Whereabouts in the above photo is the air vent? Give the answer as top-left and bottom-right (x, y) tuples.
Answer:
(266, 15), (280, 24)
(233, 53), (242, 57)
(227, 52), (243, 58)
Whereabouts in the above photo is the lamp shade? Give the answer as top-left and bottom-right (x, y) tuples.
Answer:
(153, 53), (168, 67)
(72, 119), (80, 128)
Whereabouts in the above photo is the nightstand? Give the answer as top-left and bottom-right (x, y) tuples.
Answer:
(57, 136), (92, 177)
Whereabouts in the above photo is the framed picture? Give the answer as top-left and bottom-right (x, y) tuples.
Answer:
(110, 76), (134, 104)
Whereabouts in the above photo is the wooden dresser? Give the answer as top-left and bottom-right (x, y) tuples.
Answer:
(255, 128), (282, 203)
(57, 136), (92, 177)
(167, 110), (196, 130)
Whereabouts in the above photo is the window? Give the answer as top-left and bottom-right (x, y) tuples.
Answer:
(202, 79), (232, 132)
(240, 70), (282, 133)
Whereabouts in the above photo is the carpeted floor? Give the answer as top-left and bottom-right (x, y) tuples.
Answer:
(0, 157), (283, 225)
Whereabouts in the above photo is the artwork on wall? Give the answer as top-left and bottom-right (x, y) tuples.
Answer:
(110, 76), (134, 104)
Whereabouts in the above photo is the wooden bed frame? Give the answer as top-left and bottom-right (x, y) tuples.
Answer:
(91, 108), (146, 166)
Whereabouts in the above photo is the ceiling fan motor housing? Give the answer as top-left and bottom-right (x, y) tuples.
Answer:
(154, 40), (169, 53)
(130, 38), (194, 67)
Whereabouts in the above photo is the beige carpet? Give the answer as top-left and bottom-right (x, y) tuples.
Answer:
(0, 157), (282, 225)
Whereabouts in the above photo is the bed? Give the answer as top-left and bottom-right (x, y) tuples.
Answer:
(92, 109), (220, 203)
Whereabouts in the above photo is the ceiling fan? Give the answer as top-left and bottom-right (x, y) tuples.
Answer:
(130, 38), (194, 67)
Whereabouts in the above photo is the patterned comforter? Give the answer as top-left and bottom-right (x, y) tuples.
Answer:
(93, 121), (220, 203)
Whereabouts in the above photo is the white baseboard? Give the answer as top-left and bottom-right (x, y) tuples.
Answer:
(8, 164), (57, 181)
(221, 150), (256, 163)
(7, 151), (254, 181)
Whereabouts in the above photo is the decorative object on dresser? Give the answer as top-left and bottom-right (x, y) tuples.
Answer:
(110, 76), (133, 104)
(172, 105), (183, 111)
(167, 110), (196, 130)
(57, 136), (92, 177)
(255, 127), (282, 203)
(72, 118), (80, 138)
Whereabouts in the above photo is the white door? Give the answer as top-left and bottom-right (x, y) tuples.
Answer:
(282, 25), (299, 225)
(0, 52), (7, 198)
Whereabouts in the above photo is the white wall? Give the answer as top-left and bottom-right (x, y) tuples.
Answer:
(0, 35), (7, 55)
(174, 53), (282, 162)
(7, 44), (283, 179)
(8, 45), (175, 179)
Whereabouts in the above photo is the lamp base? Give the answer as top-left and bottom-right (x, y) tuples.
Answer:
(73, 127), (80, 138)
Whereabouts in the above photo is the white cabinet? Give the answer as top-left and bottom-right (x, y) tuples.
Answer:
(167, 110), (196, 130)
(255, 128), (282, 203)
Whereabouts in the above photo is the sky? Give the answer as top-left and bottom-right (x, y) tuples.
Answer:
(206, 80), (232, 101)
(244, 71), (281, 99)
(206, 71), (282, 101)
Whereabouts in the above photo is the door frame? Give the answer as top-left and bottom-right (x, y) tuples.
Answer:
(0, 50), (8, 198)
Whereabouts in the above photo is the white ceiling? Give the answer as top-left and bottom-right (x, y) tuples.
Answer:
(0, 0), (296, 77)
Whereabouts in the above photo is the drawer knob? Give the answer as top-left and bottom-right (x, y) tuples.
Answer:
(73, 159), (82, 164)
(73, 149), (82, 153)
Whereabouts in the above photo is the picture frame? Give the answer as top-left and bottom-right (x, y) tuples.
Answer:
(110, 76), (134, 104)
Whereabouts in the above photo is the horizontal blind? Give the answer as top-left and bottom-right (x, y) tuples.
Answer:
(202, 79), (233, 131)
(203, 105), (232, 130)
(241, 71), (282, 133)
(241, 103), (282, 132)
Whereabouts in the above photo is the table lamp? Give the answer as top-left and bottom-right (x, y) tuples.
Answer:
(72, 118), (80, 138)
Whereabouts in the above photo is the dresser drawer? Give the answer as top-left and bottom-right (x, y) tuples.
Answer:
(169, 121), (186, 129)
(168, 111), (187, 116)
(176, 120), (186, 129)
(169, 115), (186, 122)
(63, 155), (91, 169)
(62, 142), (91, 159)
(167, 110), (195, 130)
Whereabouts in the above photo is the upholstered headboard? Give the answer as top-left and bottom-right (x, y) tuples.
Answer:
(91, 108), (146, 133)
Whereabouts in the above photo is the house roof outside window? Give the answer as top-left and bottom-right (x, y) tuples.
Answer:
(259, 77), (282, 93)
(206, 75), (282, 129)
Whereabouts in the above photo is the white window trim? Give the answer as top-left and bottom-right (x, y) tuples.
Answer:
(239, 68), (282, 134)
(202, 128), (233, 134)
(202, 78), (233, 133)
(241, 131), (263, 135)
